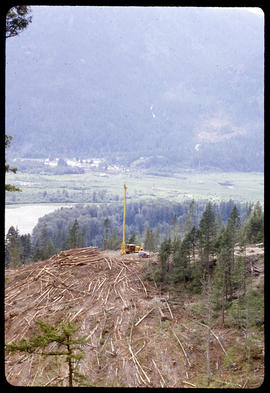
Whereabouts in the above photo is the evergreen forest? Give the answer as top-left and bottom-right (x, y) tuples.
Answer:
(5, 198), (263, 270)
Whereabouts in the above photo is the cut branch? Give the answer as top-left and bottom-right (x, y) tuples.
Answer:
(196, 321), (227, 354)
(135, 308), (155, 327)
(128, 344), (150, 384)
(152, 359), (166, 387)
(171, 329), (191, 367)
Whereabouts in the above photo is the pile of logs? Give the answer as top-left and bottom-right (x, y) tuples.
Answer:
(48, 247), (104, 266)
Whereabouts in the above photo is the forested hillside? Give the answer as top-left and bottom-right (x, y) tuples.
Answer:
(5, 198), (263, 268)
(6, 7), (264, 171)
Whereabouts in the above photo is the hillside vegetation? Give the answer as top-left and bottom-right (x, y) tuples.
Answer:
(5, 198), (263, 267)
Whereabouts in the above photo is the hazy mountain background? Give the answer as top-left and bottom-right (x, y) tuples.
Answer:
(5, 6), (264, 171)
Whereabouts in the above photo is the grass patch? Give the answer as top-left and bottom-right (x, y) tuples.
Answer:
(6, 170), (264, 205)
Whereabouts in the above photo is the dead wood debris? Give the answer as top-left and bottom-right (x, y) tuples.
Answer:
(5, 248), (162, 387)
(5, 247), (264, 388)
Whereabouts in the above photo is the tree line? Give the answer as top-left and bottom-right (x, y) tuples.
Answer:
(5, 198), (263, 269)
(6, 186), (120, 205)
(148, 201), (264, 329)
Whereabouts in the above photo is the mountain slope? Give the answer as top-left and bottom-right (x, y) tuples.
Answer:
(6, 6), (264, 171)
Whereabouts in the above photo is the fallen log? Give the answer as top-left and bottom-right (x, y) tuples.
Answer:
(171, 328), (191, 367)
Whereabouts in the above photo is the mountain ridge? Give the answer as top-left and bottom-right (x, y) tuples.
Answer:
(6, 6), (264, 171)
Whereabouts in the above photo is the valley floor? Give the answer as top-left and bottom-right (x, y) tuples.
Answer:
(6, 169), (264, 206)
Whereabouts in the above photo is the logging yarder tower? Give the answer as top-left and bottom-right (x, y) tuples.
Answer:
(120, 184), (144, 255)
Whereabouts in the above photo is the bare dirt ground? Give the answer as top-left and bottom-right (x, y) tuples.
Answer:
(5, 246), (264, 388)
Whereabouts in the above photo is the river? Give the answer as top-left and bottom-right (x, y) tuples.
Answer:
(5, 204), (73, 235)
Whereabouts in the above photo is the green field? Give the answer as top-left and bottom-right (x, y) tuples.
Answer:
(6, 169), (264, 205)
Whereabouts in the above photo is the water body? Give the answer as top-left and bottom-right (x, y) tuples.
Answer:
(5, 204), (73, 235)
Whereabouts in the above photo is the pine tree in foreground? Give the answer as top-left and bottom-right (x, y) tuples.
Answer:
(5, 319), (90, 387)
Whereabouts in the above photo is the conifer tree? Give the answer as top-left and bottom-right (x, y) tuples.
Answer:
(159, 237), (171, 284)
(220, 205), (240, 300)
(183, 199), (197, 235)
(227, 204), (241, 267)
(5, 226), (22, 268)
(20, 234), (32, 264)
(170, 214), (178, 241)
(214, 223), (236, 304)
(5, 319), (89, 387)
(172, 235), (191, 284)
(33, 224), (55, 261)
(103, 217), (110, 249)
(185, 225), (197, 262)
(144, 226), (158, 252)
(128, 233), (137, 244)
(106, 228), (121, 250)
(65, 219), (82, 249)
(6, 6), (32, 38)
(171, 234), (181, 253)
(198, 203), (217, 279)
(235, 230), (248, 297)
(244, 202), (264, 244)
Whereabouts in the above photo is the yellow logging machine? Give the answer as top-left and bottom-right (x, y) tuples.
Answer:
(120, 184), (144, 255)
